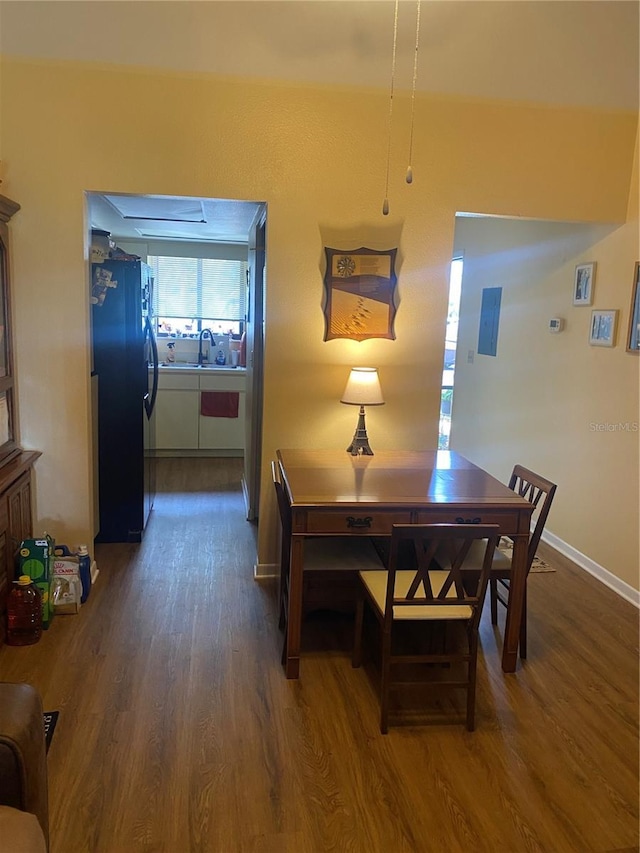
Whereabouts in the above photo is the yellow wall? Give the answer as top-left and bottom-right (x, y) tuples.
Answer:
(452, 212), (639, 593)
(452, 132), (639, 593)
(0, 58), (637, 580)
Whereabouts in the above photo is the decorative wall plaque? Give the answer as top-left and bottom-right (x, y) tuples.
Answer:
(322, 246), (398, 341)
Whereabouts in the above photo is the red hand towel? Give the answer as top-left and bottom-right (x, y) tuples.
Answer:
(200, 391), (239, 418)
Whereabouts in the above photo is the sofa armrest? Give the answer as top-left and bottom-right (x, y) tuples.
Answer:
(0, 683), (49, 850)
(0, 806), (46, 853)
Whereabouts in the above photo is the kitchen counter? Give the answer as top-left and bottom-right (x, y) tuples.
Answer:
(158, 363), (246, 373)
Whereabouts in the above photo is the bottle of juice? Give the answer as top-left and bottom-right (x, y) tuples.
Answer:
(7, 576), (43, 646)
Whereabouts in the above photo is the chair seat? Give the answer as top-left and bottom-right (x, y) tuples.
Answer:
(360, 569), (474, 620)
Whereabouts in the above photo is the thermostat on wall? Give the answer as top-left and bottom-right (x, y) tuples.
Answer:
(549, 318), (564, 333)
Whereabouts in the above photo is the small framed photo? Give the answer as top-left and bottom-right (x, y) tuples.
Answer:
(573, 262), (596, 306)
(589, 309), (618, 347)
(626, 262), (640, 353)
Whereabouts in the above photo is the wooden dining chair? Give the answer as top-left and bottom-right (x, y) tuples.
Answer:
(456, 465), (557, 659)
(271, 460), (384, 662)
(352, 523), (500, 734)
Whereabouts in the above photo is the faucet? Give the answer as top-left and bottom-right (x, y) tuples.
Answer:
(197, 328), (216, 364)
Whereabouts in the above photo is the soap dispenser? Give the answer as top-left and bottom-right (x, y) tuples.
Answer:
(215, 349), (226, 365)
(166, 342), (176, 363)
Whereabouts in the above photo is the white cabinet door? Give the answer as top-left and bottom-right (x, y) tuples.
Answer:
(198, 394), (246, 450)
(155, 389), (200, 449)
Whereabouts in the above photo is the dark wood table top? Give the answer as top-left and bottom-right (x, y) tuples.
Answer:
(277, 449), (532, 512)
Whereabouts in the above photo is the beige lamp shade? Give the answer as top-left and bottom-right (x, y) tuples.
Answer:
(341, 367), (384, 406)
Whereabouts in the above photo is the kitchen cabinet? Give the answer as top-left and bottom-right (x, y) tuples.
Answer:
(156, 368), (246, 454)
(156, 372), (200, 450)
(199, 372), (246, 451)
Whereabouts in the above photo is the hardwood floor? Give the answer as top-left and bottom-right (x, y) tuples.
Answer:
(1, 458), (638, 852)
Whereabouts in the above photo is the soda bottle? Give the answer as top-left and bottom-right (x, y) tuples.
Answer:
(7, 576), (42, 646)
(77, 545), (91, 604)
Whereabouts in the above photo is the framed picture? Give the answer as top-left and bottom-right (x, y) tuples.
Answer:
(589, 309), (618, 347)
(322, 246), (398, 341)
(626, 262), (640, 353)
(573, 262), (596, 306)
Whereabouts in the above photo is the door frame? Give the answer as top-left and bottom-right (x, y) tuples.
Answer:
(242, 205), (266, 521)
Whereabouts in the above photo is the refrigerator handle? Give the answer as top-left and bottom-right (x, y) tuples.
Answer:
(144, 317), (159, 419)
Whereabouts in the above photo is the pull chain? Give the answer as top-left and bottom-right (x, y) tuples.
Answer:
(406, 0), (421, 184)
(383, 0), (399, 216)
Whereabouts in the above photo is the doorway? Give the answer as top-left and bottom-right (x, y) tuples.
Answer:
(87, 191), (266, 533)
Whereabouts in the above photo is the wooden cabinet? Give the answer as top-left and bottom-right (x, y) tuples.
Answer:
(0, 196), (41, 644)
(0, 453), (39, 644)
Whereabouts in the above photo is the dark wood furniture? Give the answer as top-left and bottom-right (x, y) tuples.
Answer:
(352, 522), (500, 733)
(442, 465), (556, 660)
(271, 459), (383, 663)
(468, 464), (557, 659)
(276, 449), (534, 678)
(0, 196), (41, 644)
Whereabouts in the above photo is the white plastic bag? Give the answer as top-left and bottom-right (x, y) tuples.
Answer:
(51, 548), (82, 614)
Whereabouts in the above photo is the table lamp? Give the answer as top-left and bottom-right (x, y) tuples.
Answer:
(340, 367), (384, 456)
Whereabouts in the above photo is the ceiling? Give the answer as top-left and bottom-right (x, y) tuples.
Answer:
(88, 193), (263, 245)
(4, 1), (639, 244)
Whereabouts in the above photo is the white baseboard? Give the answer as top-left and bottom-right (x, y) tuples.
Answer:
(543, 530), (639, 608)
(254, 562), (278, 580)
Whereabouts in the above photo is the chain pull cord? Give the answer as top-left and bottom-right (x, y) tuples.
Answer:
(406, 0), (421, 184)
(383, 0), (399, 215)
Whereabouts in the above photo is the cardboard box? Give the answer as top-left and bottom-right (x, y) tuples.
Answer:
(19, 535), (55, 629)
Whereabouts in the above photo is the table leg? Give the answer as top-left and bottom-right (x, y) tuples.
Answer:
(502, 533), (527, 672)
(284, 536), (304, 679)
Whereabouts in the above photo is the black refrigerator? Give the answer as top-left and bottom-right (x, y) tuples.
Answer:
(91, 259), (159, 543)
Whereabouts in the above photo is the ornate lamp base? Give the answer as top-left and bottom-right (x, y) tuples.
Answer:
(346, 405), (374, 456)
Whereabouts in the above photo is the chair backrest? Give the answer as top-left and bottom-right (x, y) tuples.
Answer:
(271, 459), (292, 538)
(384, 523), (501, 629)
(508, 465), (557, 571)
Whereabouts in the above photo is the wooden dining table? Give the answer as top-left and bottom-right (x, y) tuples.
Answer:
(276, 449), (534, 679)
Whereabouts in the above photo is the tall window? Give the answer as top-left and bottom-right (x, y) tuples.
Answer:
(149, 255), (247, 337)
(438, 258), (463, 449)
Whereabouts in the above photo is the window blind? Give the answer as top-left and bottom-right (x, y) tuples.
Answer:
(149, 256), (247, 321)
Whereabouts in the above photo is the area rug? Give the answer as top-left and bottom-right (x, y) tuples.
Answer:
(43, 711), (59, 753)
(497, 539), (555, 573)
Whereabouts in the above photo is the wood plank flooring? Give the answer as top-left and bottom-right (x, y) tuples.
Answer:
(0, 458), (638, 853)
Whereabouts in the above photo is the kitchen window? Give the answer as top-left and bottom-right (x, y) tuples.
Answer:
(149, 255), (247, 337)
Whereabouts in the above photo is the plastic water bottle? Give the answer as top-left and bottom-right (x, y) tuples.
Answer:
(7, 576), (42, 646)
(77, 545), (91, 604)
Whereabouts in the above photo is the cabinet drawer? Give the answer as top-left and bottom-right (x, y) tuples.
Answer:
(298, 510), (412, 535)
(199, 374), (246, 393)
(415, 510), (524, 534)
(158, 373), (199, 391)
